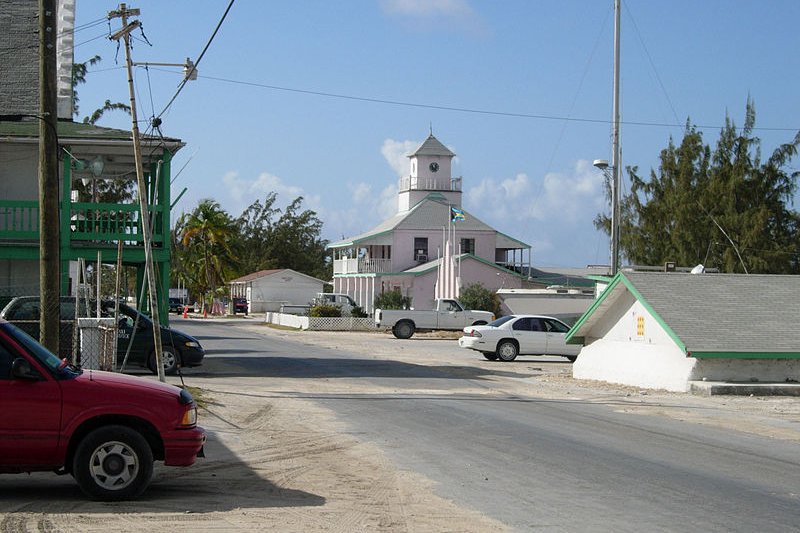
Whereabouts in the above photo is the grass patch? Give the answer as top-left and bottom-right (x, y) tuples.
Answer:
(184, 385), (208, 408)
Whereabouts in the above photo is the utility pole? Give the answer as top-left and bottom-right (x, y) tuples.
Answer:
(39, 0), (60, 354)
(610, 0), (621, 275)
(108, 3), (166, 382)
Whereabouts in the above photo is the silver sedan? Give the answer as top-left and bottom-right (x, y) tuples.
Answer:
(458, 314), (581, 362)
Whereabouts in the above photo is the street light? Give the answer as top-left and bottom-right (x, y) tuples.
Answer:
(593, 158), (619, 275)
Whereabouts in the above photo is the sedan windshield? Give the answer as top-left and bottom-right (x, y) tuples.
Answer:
(488, 315), (516, 327)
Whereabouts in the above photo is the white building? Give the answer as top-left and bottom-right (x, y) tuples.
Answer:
(567, 272), (800, 392)
(328, 132), (531, 312)
(229, 269), (328, 313)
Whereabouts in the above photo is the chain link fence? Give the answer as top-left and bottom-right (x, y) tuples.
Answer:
(0, 284), (117, 369)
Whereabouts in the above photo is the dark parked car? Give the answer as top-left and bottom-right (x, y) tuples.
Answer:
(233, 297), (248, 315)
(169, 297), (184, 313)
(0, 319), (205, 500)
(0, 296), (205, 374)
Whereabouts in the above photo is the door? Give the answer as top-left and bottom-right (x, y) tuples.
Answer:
(0, 339), (62, 468)
(436, 300), (464, 330)
(512, 317), (548, 355)
(542, 318), (578, 356)
(114, 311), (150, 365)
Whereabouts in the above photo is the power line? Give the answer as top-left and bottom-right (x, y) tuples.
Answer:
(156, 0), (236, 119)
(192, 72), (800, 133)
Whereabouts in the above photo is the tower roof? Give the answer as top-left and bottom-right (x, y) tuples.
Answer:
(409, 133), (456, 158)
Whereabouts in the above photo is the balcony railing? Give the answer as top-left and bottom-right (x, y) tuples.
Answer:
(398, 176), (462, 192)
(0, 200), (164, 246)
(0, 200), (38, 239)
(333, 257), (392, 275)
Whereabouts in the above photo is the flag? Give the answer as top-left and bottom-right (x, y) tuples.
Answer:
(450, 206), (465, 222)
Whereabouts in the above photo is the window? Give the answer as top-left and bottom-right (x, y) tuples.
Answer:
(514, 317), (543, 331)
(443, 300), (460, 312)
(512, 317), (530, 331)
(414, 237), (428, 261)
(460, 238), (475, 255)
(544, 319), (569, 333)
(10, 301), (40, 320)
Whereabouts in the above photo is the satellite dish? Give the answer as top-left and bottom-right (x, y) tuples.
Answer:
(690, 264), (705, 274)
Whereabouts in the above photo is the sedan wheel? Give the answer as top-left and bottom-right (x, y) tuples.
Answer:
(148, 347), (180, 375)
(496, 340), (518, 362)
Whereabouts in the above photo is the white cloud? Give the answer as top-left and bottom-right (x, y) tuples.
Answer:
(463, 159), (609, 266)
(380, 0), (486, 35)
(381, 138), (417, 176)
(221, 170), (320, 218)
(466, 160), (604, 224)
(381, 0), (475, 18)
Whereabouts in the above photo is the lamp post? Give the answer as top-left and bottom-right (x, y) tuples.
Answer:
(594, 0), (622, 277)
(593, 159), (619, 275)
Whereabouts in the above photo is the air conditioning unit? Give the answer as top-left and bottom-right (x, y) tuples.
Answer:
(416, 254), (427, 262)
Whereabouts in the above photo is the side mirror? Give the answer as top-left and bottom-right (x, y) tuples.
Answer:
(11, 358), (43, 381)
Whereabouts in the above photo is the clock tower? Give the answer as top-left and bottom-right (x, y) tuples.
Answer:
(398, 132), (462, 212)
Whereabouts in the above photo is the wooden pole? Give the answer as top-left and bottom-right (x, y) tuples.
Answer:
(108, 4), (166, 381)
(39, 0), (60, 354)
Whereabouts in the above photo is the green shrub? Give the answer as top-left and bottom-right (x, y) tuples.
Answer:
(459, 283), (501, 317)
(374, 289), (412, 310)
(350, 304), (369, 318)
(309, 304), (341, 317)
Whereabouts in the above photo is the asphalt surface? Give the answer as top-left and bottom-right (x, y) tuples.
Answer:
(179, 317), (800, 532)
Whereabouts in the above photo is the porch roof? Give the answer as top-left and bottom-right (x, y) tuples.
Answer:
(0, 119), (184, 175)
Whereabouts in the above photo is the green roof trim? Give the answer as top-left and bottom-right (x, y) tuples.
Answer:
(565, 273), (624, 343)
(565, 272), (688, 353)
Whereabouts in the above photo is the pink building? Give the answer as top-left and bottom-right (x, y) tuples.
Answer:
(329, 133), (531, 312)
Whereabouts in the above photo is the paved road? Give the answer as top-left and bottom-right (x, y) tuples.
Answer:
(182, 318), (800, 532)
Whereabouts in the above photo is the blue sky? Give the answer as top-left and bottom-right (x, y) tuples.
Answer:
(72, 1), (800, 268)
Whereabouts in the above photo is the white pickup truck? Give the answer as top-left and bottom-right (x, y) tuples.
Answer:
(375, 299), (495, 339)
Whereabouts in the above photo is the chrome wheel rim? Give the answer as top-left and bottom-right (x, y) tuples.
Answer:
(89, 440), (139, 491)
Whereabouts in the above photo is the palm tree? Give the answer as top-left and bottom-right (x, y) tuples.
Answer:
(178, 200), (237, 312)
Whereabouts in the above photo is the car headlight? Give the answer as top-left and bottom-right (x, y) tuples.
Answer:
(180, 406), (197, 426)
(184, 341), (201, 348)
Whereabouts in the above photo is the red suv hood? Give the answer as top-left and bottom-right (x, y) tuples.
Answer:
(74, 370), (182, 398)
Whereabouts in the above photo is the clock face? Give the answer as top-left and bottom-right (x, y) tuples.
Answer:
(429, 162), (440, 173)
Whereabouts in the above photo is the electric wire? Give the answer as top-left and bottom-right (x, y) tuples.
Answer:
(156, 0), (236, 120)
(193, 73), (799, 133)
(623, 2), (682, 132)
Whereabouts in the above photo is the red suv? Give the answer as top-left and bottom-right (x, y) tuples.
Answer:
(0, 319), (205, 500)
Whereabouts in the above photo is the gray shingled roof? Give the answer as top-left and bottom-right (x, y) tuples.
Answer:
(572, 272), (800, 355)
(327, 195), (497, 248)
(409, 133), (455, 157)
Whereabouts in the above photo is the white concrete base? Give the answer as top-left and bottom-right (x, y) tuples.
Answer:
(573, 340), (695, 391)
(573, 339), (800, 392)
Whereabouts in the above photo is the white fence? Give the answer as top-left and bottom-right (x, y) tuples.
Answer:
(264, 312), (375, 332)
